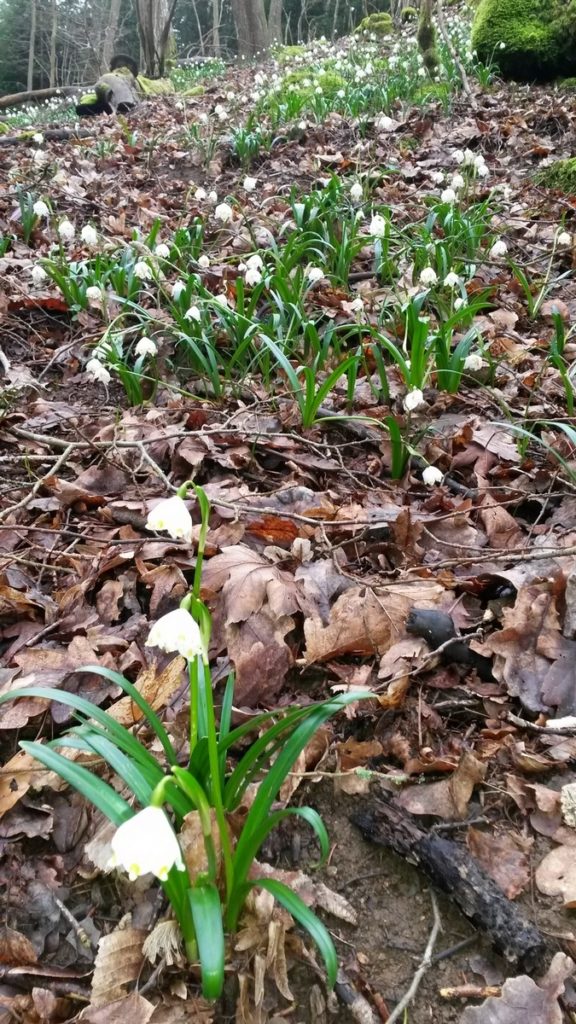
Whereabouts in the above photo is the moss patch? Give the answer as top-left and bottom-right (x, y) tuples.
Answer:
(471, 0), (576, 82)
(536, 157), (576, 192)
(355, 12), (394, 35)
(401, 6), (418, 20)
(282, 69), (346, 98)
(275, 45), (307, 63)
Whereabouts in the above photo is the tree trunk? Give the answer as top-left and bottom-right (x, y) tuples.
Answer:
(49, 0), (58, 88)
(102, 0), (122, 73)
(231, 0), (270, 58)
(27, 0), (37, 93)
(268, 0), (283, 45)
(212, 0), (220, 55)
(135, 0), (178, 76)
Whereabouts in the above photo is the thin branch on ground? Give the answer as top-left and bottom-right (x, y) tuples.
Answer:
(385, 892), (442, 1024)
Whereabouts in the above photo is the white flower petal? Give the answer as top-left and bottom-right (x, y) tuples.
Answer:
(146, 607), (204, 660)
(146, 495), (193, 542)
(108, 807), (185, 881)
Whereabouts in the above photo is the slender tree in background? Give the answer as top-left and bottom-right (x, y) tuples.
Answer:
(27, 0), (36, 90)
(135, 0), (178, 76)
(230, 0), (270, 58)
(102, 0), (122, 71)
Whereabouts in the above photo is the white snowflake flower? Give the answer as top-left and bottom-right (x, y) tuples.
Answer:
(489, 239), (507, 258)
(443, 271), (461, 288)
(154, 243), (170, 259)
(31, 264), (48, 287)
(370, 214), (387, 238)
(198, 255), (210, 269)
(135, 336), (157, 358)
(134, 260), (153, 280)
(419, 267), (438, 287)
(58, 219), (75, 243)
(33, 200), (50, 219)
(243, 176), (258, 191)
(464, 352), (484, 371)
(422, 465), (444, 486)
(86, 358), (111, 385)
(146, 495), (193, 542)
(403, 388), (425, 412)
(81, 225), (98, 246)
(146, 607), (204, 661)
(184, 305), (201, 322)
(108, 806), (186, 882)
(306, 266), (325, 284)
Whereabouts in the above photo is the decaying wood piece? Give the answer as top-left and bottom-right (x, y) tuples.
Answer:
(351, 794), (546, 970)
(0, 86), (79, 111)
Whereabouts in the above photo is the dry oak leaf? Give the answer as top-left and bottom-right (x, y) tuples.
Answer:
(201, 544), (300, 623)
(478, 582), (562, 713)
(303, 581), (444, 664)
(535, 846), (576, 907)
(397, 749), (486, 820)
(466, 828), (530, 900)
(89, 927), (147, 1008)
(80, 992), (155, 1024)
(460, 952), (574, 1024)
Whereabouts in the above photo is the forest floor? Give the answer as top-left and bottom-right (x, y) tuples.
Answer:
(2, 19), (576, 1024)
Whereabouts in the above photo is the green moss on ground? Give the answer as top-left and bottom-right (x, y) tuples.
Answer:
(282, 69), (346, 98)
(536, 157), (576, 192)
(472, 0), (576, 82)
(413, 81), (450, 102)
(275, 45), (307, 63)
(355, 12), (394, 35)
(401, 6), (418, 20)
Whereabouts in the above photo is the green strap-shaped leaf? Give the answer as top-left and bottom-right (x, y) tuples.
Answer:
(19, 741), (133, 825)
(188, 881), (225, 999)
(0, 686), (164, 777)
(75, 665), (178, 765)
(251, 878), (338, 989)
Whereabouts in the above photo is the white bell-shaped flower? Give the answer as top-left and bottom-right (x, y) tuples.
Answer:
(146, 495), (193, 542)
(146, 608), (204, 661)
(108, 806), (186, 881)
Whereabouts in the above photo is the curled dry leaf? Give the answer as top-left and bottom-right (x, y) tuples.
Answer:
(535, 846), (576, 908)
(460, 952), (574, 1024)
(397, 749), (486, 820)
(90, 927), (147, 1008)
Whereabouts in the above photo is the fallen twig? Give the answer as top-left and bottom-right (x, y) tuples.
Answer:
(385, 892), (441, 1024)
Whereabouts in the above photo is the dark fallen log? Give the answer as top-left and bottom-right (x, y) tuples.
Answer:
(351, 794), (546, 970)
(0, 86), (81, 110)
(0, 127), (95, 148)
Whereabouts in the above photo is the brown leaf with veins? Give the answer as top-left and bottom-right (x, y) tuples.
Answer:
(226, 609), (295, 705)
(90, 928), (147, 1008)
(467, 828), (530, 899)
(460, 952), (574, 1024)
(81, 992), (155, 1024)
(397, 750), (486, 819)
(478, 582), (562, 713)
(536, 846), (576, 907)
(303, 581), (444, 663)
(201, 545), (300, 623)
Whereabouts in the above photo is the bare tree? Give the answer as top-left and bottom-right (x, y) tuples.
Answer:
(135, 0), (178, 76)
(49, 0), (58, 87)
(27, 0), (37, 91)
(230, 0), (270, 58)
(212, 0), (220, 55)
(268, 0), (283, 45)
(102, 0), (122, 72)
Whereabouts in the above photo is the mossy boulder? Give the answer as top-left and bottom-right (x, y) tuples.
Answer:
(536, 157), (576, 192)
(472, 0), (576, 83)
(355, 12), (394, 35)
(401, 6), (418, 20)
(276, 45), (307, 63)
(282, 69), (346, 98)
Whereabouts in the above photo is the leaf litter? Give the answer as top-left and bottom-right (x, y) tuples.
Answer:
(3, 19), (576, 1024)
